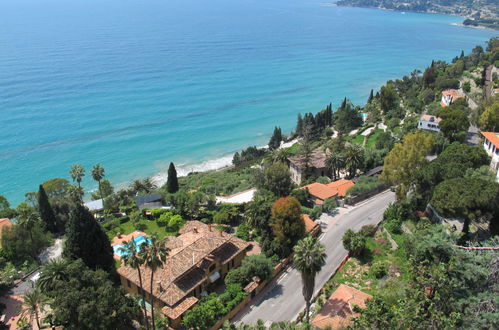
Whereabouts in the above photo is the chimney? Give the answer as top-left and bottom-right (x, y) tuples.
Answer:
(208, 224), (212, 232)
(219, 229), (223, 237)
(156, 280), (162, 293)
(193, 227), (198, 234)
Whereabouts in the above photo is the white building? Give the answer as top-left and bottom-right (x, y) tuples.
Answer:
(441, 90), (464, 107)
(418, 114), (442, 132)
(481, 132), (499, 182)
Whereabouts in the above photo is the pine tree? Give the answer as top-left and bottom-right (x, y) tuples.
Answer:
(367, 89), (374, 104)
(296, 113), (303, 136)
(63, 204), (115, 273)
(38, 185), (58, 234)
(268, 127), (282, 150)
(166, 162), (179, 193)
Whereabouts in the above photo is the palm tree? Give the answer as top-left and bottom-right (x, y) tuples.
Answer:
(344, 144), (364, 178)
(293, 236), (326, 324)
(69, 164), (85, 189)
(263, 148), (290, 165)
(120, 239), (150, 330)
(141, 235), (169, 330)
(326, 152), (344, 181)
(91, 164), (105, 200)
(21, 288), (46, 329)
(37, 259), (69, 293)
(17, 203), (40, 262)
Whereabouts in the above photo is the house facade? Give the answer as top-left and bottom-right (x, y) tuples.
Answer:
(418, 114), (442, 132)
(481, 132), (499, 182)
(117, 221), (250, 328)
(441, 90), (464, 107)
(288, 152), (328, 185)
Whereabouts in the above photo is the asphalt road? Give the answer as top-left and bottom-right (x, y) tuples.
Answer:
(234, 190), (395, 325)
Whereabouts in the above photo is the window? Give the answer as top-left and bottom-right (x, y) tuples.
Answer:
(208, 264), (216, 272)
(127, 279), (132, 288)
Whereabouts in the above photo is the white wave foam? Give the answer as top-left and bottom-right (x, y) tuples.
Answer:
(151, 154), (234, 187)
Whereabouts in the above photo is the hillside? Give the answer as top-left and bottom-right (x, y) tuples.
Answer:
(336, 0), (499, 30)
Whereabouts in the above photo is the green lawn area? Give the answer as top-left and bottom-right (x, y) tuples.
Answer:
(106, 219), (178, 240)
(284, 143), (299, 155)
(365, 129), (384, 149)
(322, 227), (411, 298)
(351, 134), (365, 145)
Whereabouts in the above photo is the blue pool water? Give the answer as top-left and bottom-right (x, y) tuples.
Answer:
(113, 235), (150, 257)
(0, 0), (497, 205)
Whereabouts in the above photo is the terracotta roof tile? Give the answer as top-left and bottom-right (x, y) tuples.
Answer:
(289, 152), (327, 170)
(301, 179), (355, 201)
(117, 221), (249, 307)
(302, 214), (319, 233)
(482, 131), (499, 149)
(162, 296), (198, 320)
(312, 284), (372, 329)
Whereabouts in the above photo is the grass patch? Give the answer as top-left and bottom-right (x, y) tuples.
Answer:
(106, 219), (178, 240)
(284, 143), (299, 155)
(322, 229), (411, 298)
(365, 129), (384, 149)
(352, 134), (365, 145)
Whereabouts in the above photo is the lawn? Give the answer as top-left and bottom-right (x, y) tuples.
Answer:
(351, 134), (365, 145)
(320, 226), (411, 300)
(365, 129), (384, 149)
(106, 219), (178, 240)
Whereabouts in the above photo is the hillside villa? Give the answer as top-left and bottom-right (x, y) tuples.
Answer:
(417, 114), (442, 132)
(440, 89), (464, 107)
(301, 179), (355, 205)
(116, 221), (250, 328)
(312, 284), (372, 329)
(481, 132), (499, 181)
(288, 152), (328, 185)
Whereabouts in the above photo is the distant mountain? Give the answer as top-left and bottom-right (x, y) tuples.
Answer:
(336, 0), (499, 29)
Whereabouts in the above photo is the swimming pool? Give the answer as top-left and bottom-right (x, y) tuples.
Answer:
(113, 235), (150, 257)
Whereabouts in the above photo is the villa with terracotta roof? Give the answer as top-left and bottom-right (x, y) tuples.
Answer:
(418, 114), (442, 132)
(288, 152), (328, 184)
(481, 131), (499, 182)
(441, 89), (464, 107)
(301, 179), (355, 205)
(117, 221), (250, 328)
(312, 284), (372, 329)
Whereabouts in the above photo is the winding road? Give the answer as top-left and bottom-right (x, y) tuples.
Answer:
(233, 190), (395, 325)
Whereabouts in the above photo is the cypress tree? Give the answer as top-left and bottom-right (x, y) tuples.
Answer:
(296, 113), (303, 136)
(38, 185), (58, 234)
(166, 162), (179, 193)
(268, 127), (282, 150)
(367, 89), (374, 104)
(63, 204), (115, 273)
(460, 50), (464, 58)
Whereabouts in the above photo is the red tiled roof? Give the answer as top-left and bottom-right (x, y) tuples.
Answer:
(162, 296), (198, 320)
(117, 221), (249, 307)
(312, 284), (372, 329)
(442, 90), (463, 98)
(301, 179), (355, 202)
(302, 214), (319, 233)
(482, 132), (499, 149)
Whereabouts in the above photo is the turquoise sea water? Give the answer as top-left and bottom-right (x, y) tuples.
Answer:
(0, 0), (497, 205)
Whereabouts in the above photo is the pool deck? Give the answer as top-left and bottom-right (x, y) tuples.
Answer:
(111, 231), (147, 260)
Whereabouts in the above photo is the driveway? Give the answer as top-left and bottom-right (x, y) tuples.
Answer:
(233, 190), (395, 325)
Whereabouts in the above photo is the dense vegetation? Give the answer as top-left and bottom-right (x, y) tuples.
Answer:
(337, 0), (499, 30)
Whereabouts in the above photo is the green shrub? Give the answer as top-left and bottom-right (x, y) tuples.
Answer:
(347, 176), (383, 197)
(385, 219), (403, 235)
(135, 222), (147, 232)
(462, 81), (471, 92)
(310, 205), (323, 220)
(322, 198), (337, 213)
(167, 214), (184, 232)
(370, 261), (388, 279)
(316, 176), (330, 184)
(290, 188), (310, 206)
(359, 224), (376, 237)
(150, 208), (170, 219)
(224, 254), (273, 286)
(236, 223), (250, 241)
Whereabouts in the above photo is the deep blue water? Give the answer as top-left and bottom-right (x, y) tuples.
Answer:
(0, 0), (497, 205)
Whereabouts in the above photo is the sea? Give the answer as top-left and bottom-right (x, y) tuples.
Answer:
(0, 0), (497, 205)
